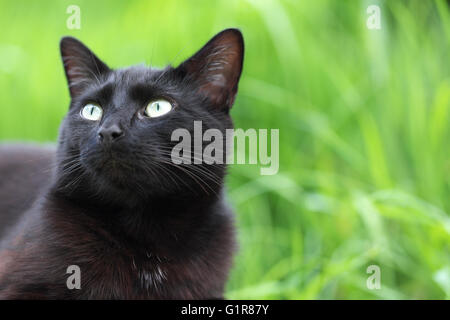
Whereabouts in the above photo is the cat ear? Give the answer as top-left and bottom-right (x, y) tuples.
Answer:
(60, 37), (110, 98)
(177, 29), (244, 110)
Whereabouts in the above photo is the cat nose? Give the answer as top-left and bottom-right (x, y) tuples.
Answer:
(98, 124), (124, 144)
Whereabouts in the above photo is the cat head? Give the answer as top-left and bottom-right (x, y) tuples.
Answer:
(56, 29), (244, 207)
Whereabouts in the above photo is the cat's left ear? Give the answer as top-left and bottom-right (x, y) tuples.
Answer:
(176, 29), (244, 110)
(60, 37), (110, 98)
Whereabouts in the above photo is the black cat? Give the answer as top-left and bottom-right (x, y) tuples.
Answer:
(0, 28), (244, 299)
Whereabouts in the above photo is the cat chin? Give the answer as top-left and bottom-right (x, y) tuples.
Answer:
(88, 163), (136, 188)
(82, 162), (163, 199)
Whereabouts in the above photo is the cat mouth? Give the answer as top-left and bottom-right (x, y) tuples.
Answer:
(96, 158), (135, 175)
(82, 148), (137, 179)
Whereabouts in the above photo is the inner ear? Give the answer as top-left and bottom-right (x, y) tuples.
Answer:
(177, 28), (244, 110)
(60, 37), (110, 99)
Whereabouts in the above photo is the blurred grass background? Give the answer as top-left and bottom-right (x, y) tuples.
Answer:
(0, 0), (449, 299)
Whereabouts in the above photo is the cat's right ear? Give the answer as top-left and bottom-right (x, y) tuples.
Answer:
(60, 37), (110, 98)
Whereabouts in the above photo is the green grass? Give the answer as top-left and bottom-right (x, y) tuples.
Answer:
(0, 0), (449, 299)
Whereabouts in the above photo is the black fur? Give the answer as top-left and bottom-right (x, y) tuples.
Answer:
(0, 29), (244, 299)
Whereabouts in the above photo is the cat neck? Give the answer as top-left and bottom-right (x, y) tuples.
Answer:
(46, 182), (227, 254)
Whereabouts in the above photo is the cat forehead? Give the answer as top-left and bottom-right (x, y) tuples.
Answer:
(108, 65), (167, 84)
(87, 65), (174, 98)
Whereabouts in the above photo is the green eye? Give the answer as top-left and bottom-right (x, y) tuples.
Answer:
(81, 103), (103, 121)
(145, 99), (172, 118)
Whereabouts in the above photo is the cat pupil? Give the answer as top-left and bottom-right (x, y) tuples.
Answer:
(90, 107), (94, 115)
